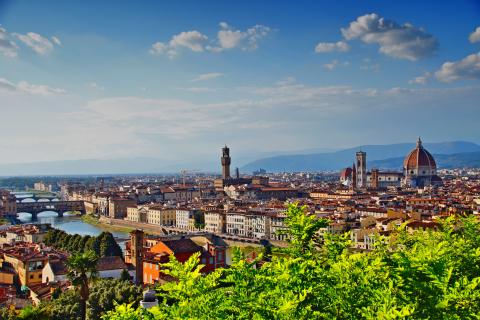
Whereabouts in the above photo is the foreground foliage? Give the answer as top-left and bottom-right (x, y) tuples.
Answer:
(0, 279), (142, 320)
(104, 203), (480, 319)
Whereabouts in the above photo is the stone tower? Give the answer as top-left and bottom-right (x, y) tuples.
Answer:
(221, 145), (231, 179)
(130, 229), (144, 285)
(351, 162), (357, 190)
(356, 151), (367, 188)
(371, 168), (379, 189)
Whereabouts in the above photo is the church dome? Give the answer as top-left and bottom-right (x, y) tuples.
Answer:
(403, 137), (436, 170)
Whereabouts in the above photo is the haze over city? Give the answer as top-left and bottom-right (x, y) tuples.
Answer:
(1, 0), (480, 172)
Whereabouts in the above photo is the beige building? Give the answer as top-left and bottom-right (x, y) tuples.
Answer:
(109, 198), (137, 219)
(34, 182), (52, 192)
(268, 212), (288, 241)
(176, 209), (198, 231)
(126, 206), (148, 223)
(226, 211), (282, 240)
(204, 211), (226, 234)
(146, 206), (176, 226)
(226, 212), (246, 237)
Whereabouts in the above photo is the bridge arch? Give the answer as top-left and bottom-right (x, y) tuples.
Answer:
(16, 200), (85, 220)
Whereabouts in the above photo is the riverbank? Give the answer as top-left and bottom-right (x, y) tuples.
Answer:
(81, 214), (134, 234)
(89, 216), (289, 248)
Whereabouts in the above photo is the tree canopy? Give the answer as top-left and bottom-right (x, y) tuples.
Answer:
(43, 230), (123, 258)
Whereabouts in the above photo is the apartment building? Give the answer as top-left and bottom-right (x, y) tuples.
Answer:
(146, 206), (176, 226)
(204, 211), (226, 234)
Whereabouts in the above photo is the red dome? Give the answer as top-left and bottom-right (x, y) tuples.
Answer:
(403, 138), (436, 169)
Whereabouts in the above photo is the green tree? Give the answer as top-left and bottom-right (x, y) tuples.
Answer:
(87, 279), (142, 320)
(120, 269), (131, 282)
(67, 251), (99, 320)
(98, 232), (123, 258)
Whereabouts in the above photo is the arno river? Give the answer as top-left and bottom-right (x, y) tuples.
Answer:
(15, 194), (248, 262)
(17, 211), (129, 239)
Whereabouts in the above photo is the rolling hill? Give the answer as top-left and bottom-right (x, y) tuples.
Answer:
(241, 141), (480, 172)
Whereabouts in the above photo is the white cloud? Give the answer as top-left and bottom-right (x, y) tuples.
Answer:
(315, 41), (350, 53)
(182, 87), (216, 93)
(435, 52), (480, 82)
(3, 77), (479, 166)
(13, 32), (60, 55)
(191, 72), (223, 82)
(275, 77), (296, 86)
(323, 60), (349, 70)
(469, 26), (480, 43)
(0, 77), (66, 95)
(210, 22), (271, 52)
(150, 30), (208, 58)
(51, 36), (62, 46)
(408, 72), (431, 85)
(360, 58), (380, 72)
(324, 59), (339, 70)
(87, 82), (105, 91)
(341, 13), (438, 61)
(150, 22), (271, 57)
(0, 26), (19, 58)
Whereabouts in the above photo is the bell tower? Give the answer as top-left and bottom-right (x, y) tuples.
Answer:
(221, 145), (231, 179)
(356, 151), (367, 188)
(130, 229), (144, 285)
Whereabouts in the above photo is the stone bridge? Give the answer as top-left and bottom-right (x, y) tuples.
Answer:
(16, 200), (85, 219)
(15, 195), (59, 202)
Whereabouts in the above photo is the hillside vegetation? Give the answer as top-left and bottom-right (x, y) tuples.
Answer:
(104, 204), (480, 319)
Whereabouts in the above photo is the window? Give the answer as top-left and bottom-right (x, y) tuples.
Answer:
(209, 257), (214, 264)
(28, 261), (43, 272)
(30, 274), (33, 279)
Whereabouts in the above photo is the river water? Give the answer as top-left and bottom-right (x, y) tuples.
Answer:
(17, 211), (129, 239)
(15, 195), (252, 263)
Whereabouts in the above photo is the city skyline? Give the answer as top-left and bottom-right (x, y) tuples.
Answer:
(1, 0), (479, 166)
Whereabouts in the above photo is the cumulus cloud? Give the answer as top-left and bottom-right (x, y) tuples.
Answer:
(0, 26), (19, 57)
(341, 13), (438, 61)
(0, 77), (66, 95)
(150, 22), (271, 57)
(408, 72), (431, 85)
(469, 26), (480, 43)
(208, 22), (271, 52)
(315, 41), (350, 53)
(435, 52), (480, 82)
(191, 72), (223, 82)
(150, 30), (208, 58)
(13, 32), (60, 55)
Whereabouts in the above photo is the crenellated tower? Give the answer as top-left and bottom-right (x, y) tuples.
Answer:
(221, 145), (231, 179)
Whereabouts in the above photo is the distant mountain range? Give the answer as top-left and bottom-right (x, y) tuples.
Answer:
(241, 141), (480, 172)
(0, 141), (479, 176)
(0, 157), (175, 176)
(370, 151), (480, 170)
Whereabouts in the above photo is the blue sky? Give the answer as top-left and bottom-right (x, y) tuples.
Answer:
(0, 0), (479, 168)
